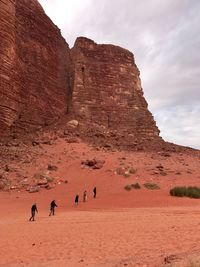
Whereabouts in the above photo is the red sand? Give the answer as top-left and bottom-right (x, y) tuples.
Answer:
(0, 141), (200, 266)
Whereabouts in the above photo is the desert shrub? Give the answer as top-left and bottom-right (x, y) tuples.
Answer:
(160, 170), (167, 176)
(46, 176), (55, 183)
(34, 171), (44, 180)
(47, 164), (58, 171)
(124, 185), (132, 191)
(116, 166), (137, 176)
(116, 167), (125, 175)
(131, 183), (141, 189)
(144, 183), (160, 190)
(123, 171), (130, 178)
(170, 186), (200, 199)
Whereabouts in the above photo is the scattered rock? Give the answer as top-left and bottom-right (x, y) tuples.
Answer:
(5, 141), (20, 147)
(45, 184), (54, 190)
(162, 152), (171, 157)
(81, 159), (105, 169)
(23, 159), (32, 164)
(47, 164), (58, 171)
(66, 137), (79, 143)
(41, 137), (54, 145)
(32, 140), (39, 146)
(156, 164), (164, 170)
(124, 171), (130, 178)
(67, 120), (79, 128)
(160, 170), (167, 176)
(37, 178), (48, 186)
(164, 254), (178, 264)
(10, 186), (19, 190)
(4, 165), (10, 172)
(152, 171), (159, 175)
(28, 186), (40, 193)
(116, 166), (137, 177)
(115, 167), (125, 175)
(129, 167), (137, 174)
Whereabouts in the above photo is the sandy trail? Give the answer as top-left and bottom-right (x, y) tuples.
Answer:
(0, 203), (200, 267)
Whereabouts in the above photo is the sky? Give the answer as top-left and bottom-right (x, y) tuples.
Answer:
(38, 0), (200, 149)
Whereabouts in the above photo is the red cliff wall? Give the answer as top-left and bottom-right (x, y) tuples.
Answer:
(0, 0), (71, 136)
(0, 0), (17, 135)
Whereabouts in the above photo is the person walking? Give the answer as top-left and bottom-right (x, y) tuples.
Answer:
(93, 187), (97, 198)
(49, 200), (57, 216)
(29, 203), (38, 221)
(75, 194), (79, 205)
(83, 190), (87, 202)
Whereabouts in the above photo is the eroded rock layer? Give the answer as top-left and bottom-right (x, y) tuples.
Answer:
(0, 0), (71, 136)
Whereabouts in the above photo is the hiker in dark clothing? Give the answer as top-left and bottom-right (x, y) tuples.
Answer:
(49, 200), (57, 216)
(83, 190), (87, 202)
(93, 187), (97, 198)
(75, 194), (79, 205)
(29, 203), (38, 221)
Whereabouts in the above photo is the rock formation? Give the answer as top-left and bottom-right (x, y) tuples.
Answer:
(71, 37), (160, 146)
(0, 0), (71, 137)
(0, 0), (162, 149)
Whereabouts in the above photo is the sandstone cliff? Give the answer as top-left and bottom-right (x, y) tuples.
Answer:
(0, 0), (162, 149)
(71, 37), (160, 146)
(0, 0), (71, 137)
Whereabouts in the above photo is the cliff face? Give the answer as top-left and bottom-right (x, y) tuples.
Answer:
(0, 0), (16, 135)
(71, 37), (160, 143)
(0, 0), (162, 148)
(0, 0), (71, 136)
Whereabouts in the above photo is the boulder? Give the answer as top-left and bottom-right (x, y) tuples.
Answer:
(81, 159), (105, 169)
(47, 164), (58, 171)
(28, 186), (40, 193)
(67, 120), (79, 128)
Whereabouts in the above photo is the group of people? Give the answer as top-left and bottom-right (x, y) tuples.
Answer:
(74, 186), (96, 205)
(29, 187), (97, 221)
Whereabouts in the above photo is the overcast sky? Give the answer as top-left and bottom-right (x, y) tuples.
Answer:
(38, 0), (200, 149)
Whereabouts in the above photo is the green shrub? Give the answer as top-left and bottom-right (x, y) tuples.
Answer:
(170, 186), (200, 199)
(131, 183), (141, 189)
(144, 183), (160, 190)
(124, 185), (132, 191)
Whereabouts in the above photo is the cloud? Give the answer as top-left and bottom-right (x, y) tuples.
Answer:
(155, 106), (200, 149)
(38, 0), (200, 149)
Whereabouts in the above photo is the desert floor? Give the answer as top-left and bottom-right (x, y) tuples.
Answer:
(1, 189), (200, 267)
(0, 142), (200, 266)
